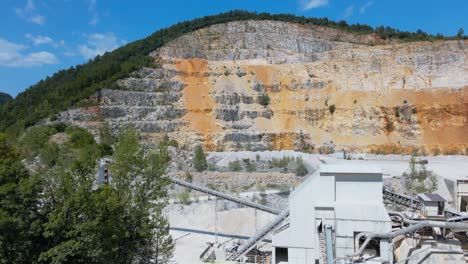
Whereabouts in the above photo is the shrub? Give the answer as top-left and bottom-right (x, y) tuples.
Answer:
(66, 126), (95, 147)
(177, 191), (191, 205)
(40, 142), (60, 167)
(259, 93), (270, 106)
(256, 154), (260, 161)
(229, 160), (242, 171)
(207, 162), (216, 171)
(193, 145), (207, 172)
(385, 122), (394, 132)
(19, 125), (56, 159)
(329, 105), (336, 114)
(160, 134), (178, 148)
(279, 184), (291, 196)
(294, 157), (308, 177)
(269, 156), (293, 168)
(246, 163), (256, 172)
(394, 107), (400, 118)
(98, 143), (113, 157)
(184, 171), (193, 182)
(404, 156), (438, 194)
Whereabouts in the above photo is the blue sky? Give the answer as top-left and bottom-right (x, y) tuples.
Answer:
(1, 0), (467, 97)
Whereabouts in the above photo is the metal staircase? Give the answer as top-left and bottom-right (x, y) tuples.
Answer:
(318, 231), (328, 264)
(226, 210), (290, 261)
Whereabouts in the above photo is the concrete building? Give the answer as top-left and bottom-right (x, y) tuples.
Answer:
(272, 165), (392, 264)
(417, 193), (446, 218)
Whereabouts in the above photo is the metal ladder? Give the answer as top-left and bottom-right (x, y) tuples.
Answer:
(319, 231), (328, 264)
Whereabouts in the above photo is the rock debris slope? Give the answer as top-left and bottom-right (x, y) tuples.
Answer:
(59, 20), (468, 153)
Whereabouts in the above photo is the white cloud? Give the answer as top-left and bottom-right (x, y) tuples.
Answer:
(343, 5), (354, 18)
(15, 0), (46, 25)
(89, 13), (99, 26)
(87, 0), (99, 26)
(78, 33), (126, 59)
(25, 34), (53, 45)
(0, 38), (58, 67)
(25, 34), (66, 49)
(359, 1), (374, 14)
(29, 15), (45, 25)
(302, 0), (329, 10)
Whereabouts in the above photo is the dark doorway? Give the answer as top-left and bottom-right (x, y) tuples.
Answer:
(275, 247), (288, 264)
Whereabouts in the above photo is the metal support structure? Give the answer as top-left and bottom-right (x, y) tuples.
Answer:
(227, 210), (290, 261)
(170, 178), (280, 215)
(355, 221), (468, 256)
(325, 225), (334, 264)
(215, 197), (218, 244)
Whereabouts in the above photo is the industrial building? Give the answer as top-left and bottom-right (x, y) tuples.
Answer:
(272, 165), (393, 263)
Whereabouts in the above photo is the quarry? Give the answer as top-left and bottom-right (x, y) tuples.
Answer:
(74, 19), (467, 263)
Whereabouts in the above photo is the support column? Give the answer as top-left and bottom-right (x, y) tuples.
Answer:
(380, 239), (393, 264)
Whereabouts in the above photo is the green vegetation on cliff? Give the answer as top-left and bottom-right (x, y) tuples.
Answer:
(1, 10), (464, 135)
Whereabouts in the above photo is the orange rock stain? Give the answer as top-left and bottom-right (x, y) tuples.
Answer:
(176, 58), (221, 150)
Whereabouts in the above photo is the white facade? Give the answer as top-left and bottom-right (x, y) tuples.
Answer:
(272, 165), (392, 264)
(456, 180), (468, 213)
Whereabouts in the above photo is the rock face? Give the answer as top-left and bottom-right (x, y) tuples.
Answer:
(58, 20), (468, 153)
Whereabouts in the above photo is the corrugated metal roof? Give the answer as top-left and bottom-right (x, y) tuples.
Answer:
(418, 193), (446, 202)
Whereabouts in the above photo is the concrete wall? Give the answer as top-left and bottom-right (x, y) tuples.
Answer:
(423, 201), (441, 217)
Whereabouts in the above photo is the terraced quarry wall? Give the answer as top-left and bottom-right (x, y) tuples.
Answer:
(58, 20), (468, 153)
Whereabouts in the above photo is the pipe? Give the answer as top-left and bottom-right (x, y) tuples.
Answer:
(325, 225), (334, 264)
(355, 221), (468, 256)
(388, 211), (420, 225)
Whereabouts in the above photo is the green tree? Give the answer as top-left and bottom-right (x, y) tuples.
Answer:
(404, 156), (438, 194)
(259, 93), (270, 107)
(109, 127), (173, 263)
(0, 133), (44, 264)
(39, 128), (173, 263)
(457, 28), (464, 39)
(0, 92), (12, 106)
(193, 145), (207, 172)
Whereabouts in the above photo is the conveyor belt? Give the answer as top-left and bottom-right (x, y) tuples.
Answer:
(383, 189), (462, 217)
(170, 178), (280, 215)
(383, 189), (422, 210)
(226, 210), (290, 261)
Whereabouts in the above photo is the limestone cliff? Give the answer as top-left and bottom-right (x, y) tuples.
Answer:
(58, 20), (468, 153)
